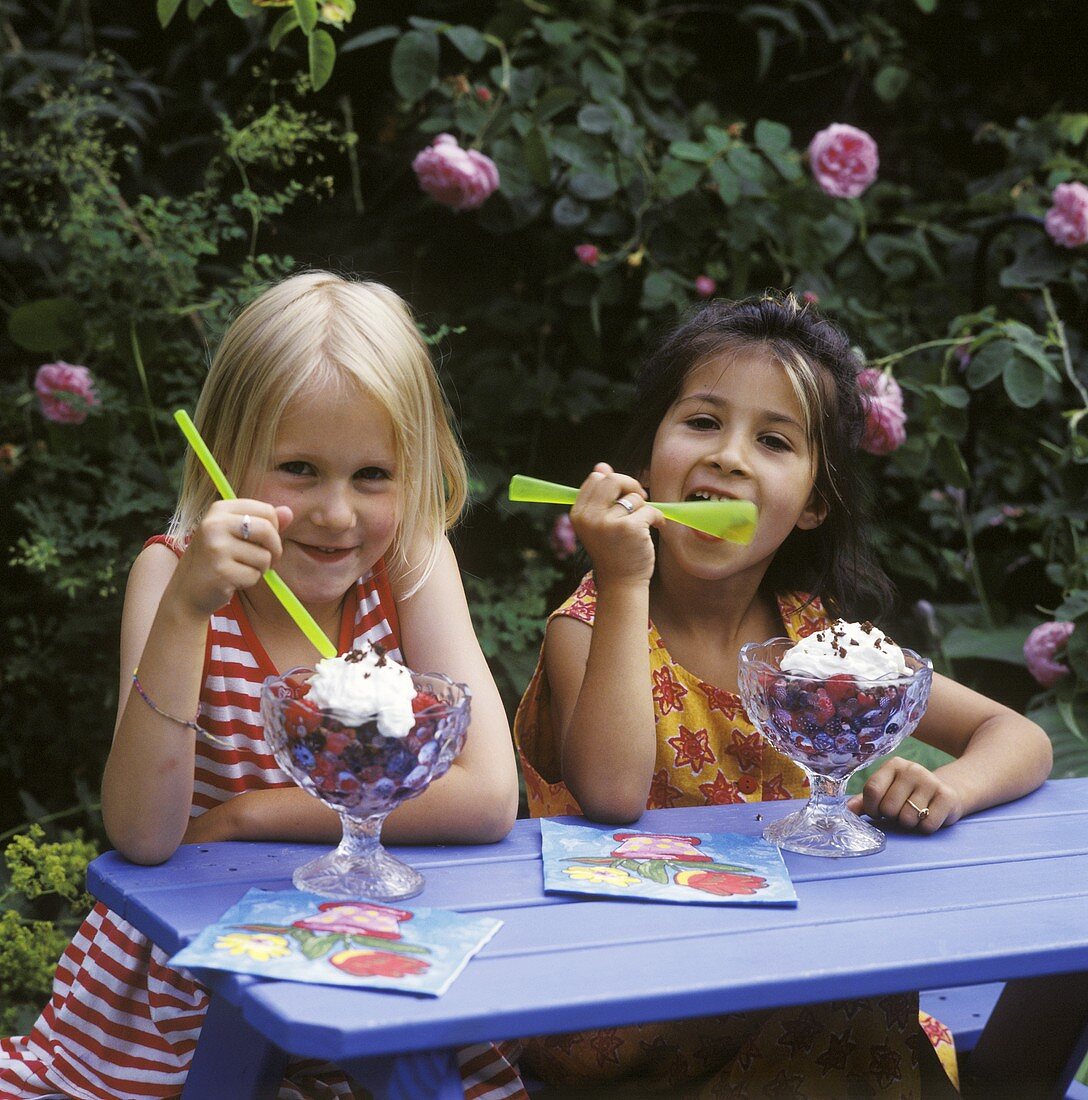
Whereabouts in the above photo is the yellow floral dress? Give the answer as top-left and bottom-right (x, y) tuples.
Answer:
(512, 573), (958, 1098)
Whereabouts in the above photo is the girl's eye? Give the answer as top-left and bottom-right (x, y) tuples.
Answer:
(278, 461), (314, 476)
(759, 434), (792, 452)
(355, 467), (391, 481)
(685, 415), (719, 431)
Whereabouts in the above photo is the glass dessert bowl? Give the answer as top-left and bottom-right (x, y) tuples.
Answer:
(738, 635), (932, 857)
(261, 663), (470, 900)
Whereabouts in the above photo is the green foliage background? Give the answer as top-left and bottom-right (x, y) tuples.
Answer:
(1, 0), (1086, 1028)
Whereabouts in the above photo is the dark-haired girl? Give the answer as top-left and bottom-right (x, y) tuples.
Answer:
(513, 293), (1051, 1097)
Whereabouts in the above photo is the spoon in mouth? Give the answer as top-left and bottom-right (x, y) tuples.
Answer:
(509, 474), (758, 544)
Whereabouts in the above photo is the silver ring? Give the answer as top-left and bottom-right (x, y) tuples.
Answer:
(614, 497), (635, 514)
(240, 514), (252, 541)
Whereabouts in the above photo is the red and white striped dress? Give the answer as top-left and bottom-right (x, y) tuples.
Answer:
(0, 537), (526, 1100)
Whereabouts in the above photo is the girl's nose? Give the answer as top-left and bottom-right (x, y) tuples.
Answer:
(314, 483), (357, 530)
(709, 432), (751, 477)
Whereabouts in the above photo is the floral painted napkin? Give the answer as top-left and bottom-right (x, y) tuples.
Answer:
(170, 888), (501, 996)
(540, 820), (797, 906)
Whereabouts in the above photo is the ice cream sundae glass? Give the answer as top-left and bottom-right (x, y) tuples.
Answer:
(738, 621), (932, 857)
(261, 643), (470, 899)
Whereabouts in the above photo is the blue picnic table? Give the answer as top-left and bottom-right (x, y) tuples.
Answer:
(88, 778), (1088, 1099)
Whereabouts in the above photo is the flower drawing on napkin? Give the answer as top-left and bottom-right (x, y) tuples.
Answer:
(563, 831), (769, 893)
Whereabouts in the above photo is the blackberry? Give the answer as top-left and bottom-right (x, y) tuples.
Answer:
(304, 731), (326, 753)
(341, 740), (368, 774)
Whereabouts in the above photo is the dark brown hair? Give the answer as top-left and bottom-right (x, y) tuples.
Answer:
(618, 292), (894, 619)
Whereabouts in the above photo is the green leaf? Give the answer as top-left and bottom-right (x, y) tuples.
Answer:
(226, 0), (259, 17)
(966, 340), (1011, 388)
(293, 0), (317, 35)
(300, 934), (335, 959)
(930, 385), (969, 408)
(157, 0), (184, 27)
(1003, 355), (1046, 408)
(536, 86), (579, 122)
(754, 119), (791, 154)
(874, 64), (910, 103)
(568, 170), (618, 201)
(269, 10), (300, 50)
(551, 196), (589, 228)
(709, 159), (741, 205)
(341, 25), (399, 52)
(8, 298), (84, 352)
(186, 0), (203, 19)
(637, 859), (669, 884)
(914, 0), (937, 11)
(577, 104), (613, 135)
(943, 623), (1033, 664)
(668, 140), (710, 163)
(445, 24), (486, 62)
(308, 29), (335, 90)
(523, 127), (551, 187)
(658, 159), (703, 199)
(391, 30), (439, 104)
(727, 145), (764, 182)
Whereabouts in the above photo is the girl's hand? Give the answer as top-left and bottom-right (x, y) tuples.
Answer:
(569, 463), (663, 589)
(847, 757), (966, 834)
(171, 499), (293, 619)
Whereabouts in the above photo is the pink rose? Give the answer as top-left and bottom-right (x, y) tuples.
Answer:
(549, 513), (578, 561)
(694, 275), (717, 298)
(1023, 621), (1075, 688)
(801, 290), (820, 305)
(574, 244), (600, 267)
(1045, 182), (1088, 249)
(808, 124), (879, 199)
(34, 362), (99, 424)
(857, 368), (906, 455)
(412, 133), (499, 212)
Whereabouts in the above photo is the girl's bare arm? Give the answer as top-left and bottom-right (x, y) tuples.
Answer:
(848, 672), (1053, 832)
(102, 501), (288, 864)
(544, 464), (664, 823)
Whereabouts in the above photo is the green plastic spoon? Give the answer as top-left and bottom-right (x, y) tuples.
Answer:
(509, 474), (758, 544)
(174, 410), (338, 659)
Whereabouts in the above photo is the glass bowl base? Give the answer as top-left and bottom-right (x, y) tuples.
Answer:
(292, 846), (425, 901)
(764, 805), (887, 857)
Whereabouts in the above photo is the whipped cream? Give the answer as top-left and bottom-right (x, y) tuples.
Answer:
(306, 643), (416, 737)
(780, 619), (910, 680)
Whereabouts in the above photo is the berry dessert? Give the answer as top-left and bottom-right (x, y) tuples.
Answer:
(759, 620), (925, 778)
(263, 642), (468, 814)
(738, 626), (933, 857)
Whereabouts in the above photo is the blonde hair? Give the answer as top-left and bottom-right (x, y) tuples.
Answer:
(168, 271), (468, 593)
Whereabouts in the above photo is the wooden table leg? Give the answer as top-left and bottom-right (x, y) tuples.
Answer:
(340, 1047), (462, 1100)
(182, 994), (287, 1100)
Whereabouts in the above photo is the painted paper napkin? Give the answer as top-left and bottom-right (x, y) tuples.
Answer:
(541, 820), (797, 906)
(170, 888), (501, 996)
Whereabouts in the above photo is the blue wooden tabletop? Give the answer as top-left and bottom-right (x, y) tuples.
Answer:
(88, 778), (1088, 1075)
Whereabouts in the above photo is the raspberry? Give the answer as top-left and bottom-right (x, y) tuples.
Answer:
(324, 729), (352, 756)
(824, 674), (856, 703)
(812, 689), (835, 725)
(412, 690), (441, 713)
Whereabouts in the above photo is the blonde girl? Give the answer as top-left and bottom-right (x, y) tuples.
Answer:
(1, 272), (524, 1100)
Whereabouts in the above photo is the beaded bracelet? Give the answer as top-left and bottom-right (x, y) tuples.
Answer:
(131, 668), (202, 733)
(131, 668), (230, 746)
